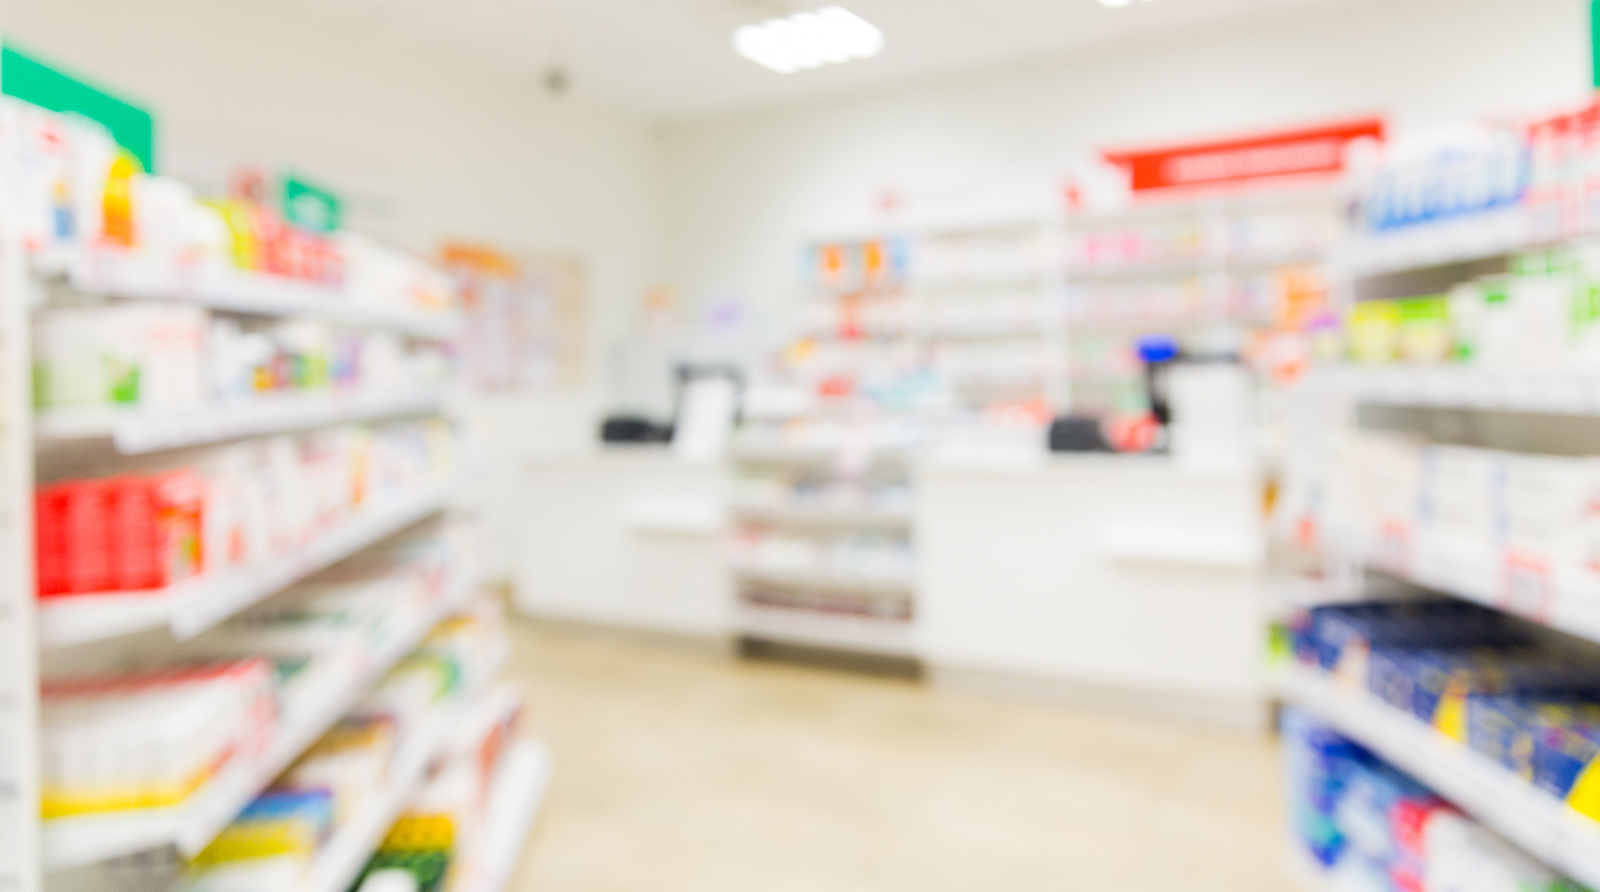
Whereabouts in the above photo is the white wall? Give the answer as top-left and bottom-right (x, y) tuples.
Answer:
(655, 0), (1593, 320)
(0, 0), (663, 451)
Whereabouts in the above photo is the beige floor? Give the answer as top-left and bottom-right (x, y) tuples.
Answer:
(501, 619), (1296, 892)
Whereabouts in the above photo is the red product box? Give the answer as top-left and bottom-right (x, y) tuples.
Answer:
(36, 479), (114, 596)
(35, 471), (206, 598)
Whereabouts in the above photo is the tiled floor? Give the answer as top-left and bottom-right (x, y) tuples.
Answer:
(502, 619), (1296, 892)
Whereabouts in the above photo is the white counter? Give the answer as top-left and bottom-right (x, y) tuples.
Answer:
(918, 455), (1269, 731)
(514, 449), (1270, 729)
(514, 447), (733, 639)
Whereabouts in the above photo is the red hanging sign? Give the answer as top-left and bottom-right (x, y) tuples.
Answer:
(1103, 116), (1385, 193)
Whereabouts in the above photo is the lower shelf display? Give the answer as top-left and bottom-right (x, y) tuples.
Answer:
(1286, 707), (1589, 892)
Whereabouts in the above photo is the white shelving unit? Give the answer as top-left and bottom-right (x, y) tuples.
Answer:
(727, 438), (919, 659)
(35, 389), (450, 454)
(69, 249), (462, 340)
(727, 502), (911, 532)
(1303, 365), (1600, 416)
(737, 602), (918, 658)
(1, 181), (43, 892)
(911, 220), (1068, 412)
(288, 642), (510, 892)
(37, 482), (456, 649)
(0, 139), (545, 892)
(1060, 187), (1340, 416)
(1319, 525), (1600, 648)
(729, 563), (915, 597)
(450, 740), (553, 892)
(1276, 175), (1600, 888)
(42, 579), (477, 870)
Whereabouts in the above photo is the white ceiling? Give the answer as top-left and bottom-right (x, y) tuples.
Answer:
(304, 0), (1373, 119)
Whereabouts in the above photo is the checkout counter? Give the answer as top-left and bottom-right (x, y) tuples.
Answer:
(514, 444), (1268, 730)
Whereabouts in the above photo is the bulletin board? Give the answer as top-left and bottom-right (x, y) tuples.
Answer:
(441, 243), (586, 391)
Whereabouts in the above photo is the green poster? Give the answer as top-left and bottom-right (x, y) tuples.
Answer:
(0, 42), (155, 172)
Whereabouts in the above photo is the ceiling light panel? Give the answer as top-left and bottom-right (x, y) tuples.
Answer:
(732, 6), (885, 74)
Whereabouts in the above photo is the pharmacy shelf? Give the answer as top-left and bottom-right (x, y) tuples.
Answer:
(68, 251), (464, 339)
(1302, 366), (1600, 416)
(1280, 664), (1600, 890)
(1064, 312), (1273, 330)
(729, 502), (912, 531)
(924, 326), (1051, 341)
(1339, 207), (1536, 279)
(41, 579), (476, 871)
(36, 389), (450, 454)
(1067, 251), (1326, 282)
(452, 741), (553, 892)
(1321, 527), (1600, 649)
(730, 563), (916, 597)
(38, 482), (453, 649)
(728, 445), (915, 470)
(906, 274), (1047, 292)
(737, 603), (917, 657)
(290, 642), (508, 892)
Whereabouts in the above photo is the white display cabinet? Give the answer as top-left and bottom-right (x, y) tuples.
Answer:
(1274, 111), (1600, 891)
(0, 115), (545, 891)
(1, 188), (42, 892)
(1060, 185), (1341, 417)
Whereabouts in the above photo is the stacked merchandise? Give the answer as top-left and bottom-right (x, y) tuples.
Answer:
(729, 467), (913, 520)
(1289, 600), (1600, 821)
(1281, 429), (1600, 631)
(0, 66), (546, 892)
(1319, 96), (1600, 385)
(1339, 245), (1600, 370)
(912, 227), (1060, 425)
(40, 661), (278, 821)
(1268, 97), (1600, 892)
(1062, 196), (1339, 417)
(198, 521), (479, 669)
(0, 97), (457, 317)
(728, 466), (914, 627)
(731, 235), (926, 657)
(727, 446), (918, 655)
(1285, 709), (1589, 892)
(38, 527), (473, 831)
(36, 420), (458, 598)
(1345, 96), (1600, 262)
(34, 307), (454, 415)
(176, 598), (510, 891)
(347, 688), (526, 892)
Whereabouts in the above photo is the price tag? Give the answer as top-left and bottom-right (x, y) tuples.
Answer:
(1502, 550), (1555, 623)
(1375, 520), (1412, 576)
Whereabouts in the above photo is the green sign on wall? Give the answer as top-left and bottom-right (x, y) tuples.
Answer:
(0, 42), (155, 172)
(1593, 0), (1600, 88)
(283, 174), (342, 233)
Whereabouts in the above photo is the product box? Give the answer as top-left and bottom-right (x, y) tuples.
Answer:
(35, 471), (206, 597)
